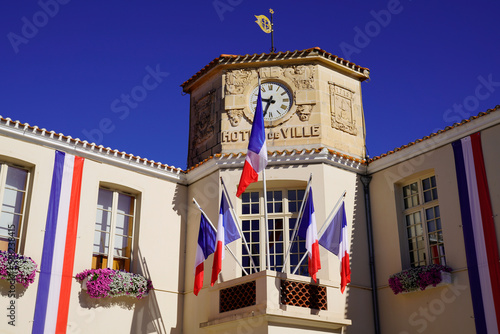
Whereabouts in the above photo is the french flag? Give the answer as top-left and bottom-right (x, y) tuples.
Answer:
(319, 201), (351, 293)
(298, 188), (321, 282)
(452, 132), (500, 333)
(211, 191), (240, 285)
(236, 81), (267, 197)
(193, 214), (216, 296)
(33, 151), (84, 334)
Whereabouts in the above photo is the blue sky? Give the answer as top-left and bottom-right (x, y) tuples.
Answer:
(2, 0), (499, 169)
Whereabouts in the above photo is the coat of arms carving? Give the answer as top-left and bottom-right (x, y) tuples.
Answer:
(284, 65), (315, 90)
(329, 83), (357, 135)
(225, 69), (256, 95)
(192, 92), (215, 147)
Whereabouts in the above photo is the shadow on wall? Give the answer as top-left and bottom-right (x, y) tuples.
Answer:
(345, 176), (376, 333)
(129, 183), (188, 333)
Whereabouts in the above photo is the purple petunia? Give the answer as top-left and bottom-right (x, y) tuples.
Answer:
(388, 264), (451, 295)
(0, 250), (37, 288)
(76, 268), (153, 299)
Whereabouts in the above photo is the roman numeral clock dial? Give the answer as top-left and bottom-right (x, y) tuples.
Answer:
(249, 82), (293, 122)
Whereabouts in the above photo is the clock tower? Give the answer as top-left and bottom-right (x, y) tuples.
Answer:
(181, 47), (370, 168)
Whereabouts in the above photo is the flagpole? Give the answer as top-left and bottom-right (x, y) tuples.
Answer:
(262, 167), (271, 271)
(269, 8), (275, 53)
(220, 177), (258, 274)
(292, 190), (346, 275)
(192, 198), (248, 276)
(281, 173), (313, 272)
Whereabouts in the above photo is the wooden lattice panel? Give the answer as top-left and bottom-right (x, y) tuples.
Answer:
(280, 280), (327, 310)
(219, 281), (256, 313)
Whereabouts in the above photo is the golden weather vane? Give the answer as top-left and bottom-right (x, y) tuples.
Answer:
(254, 8), (276, 53)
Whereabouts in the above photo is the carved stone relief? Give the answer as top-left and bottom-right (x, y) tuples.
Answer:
(225, 69), (256, 95)
(258, 66), (284, 79)
(296, 104), (313, 121)
(284, 65), (315, 90)
(192, 91), (215, 147)
(227, 108), (243, 127)
(329, 82), (357, 135)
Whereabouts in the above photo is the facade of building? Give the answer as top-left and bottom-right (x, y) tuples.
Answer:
(0, 47), (498, 333)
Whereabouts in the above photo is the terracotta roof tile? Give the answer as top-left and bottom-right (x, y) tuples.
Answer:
(181, 47), (370, 91)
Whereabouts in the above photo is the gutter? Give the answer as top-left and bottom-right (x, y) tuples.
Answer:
(361, 173), (381, 334)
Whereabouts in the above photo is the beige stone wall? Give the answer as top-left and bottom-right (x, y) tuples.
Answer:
(188, 72), (224, 168)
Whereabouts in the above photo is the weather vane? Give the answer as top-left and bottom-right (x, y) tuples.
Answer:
(255, 8), (276, 53)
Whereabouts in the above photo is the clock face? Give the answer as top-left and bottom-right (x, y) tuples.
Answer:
(249, 82), (293, 122)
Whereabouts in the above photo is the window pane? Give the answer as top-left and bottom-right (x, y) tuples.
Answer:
(95, 209), (111, 232)
(242, 219), (260, 275)
(403, 182), (419, 209)
(117, 194), (134, 215)
(97, 189), (113, 210)
(288, 190), (304, 213)
(115, 214), (133, 236)
(426, 208), (434, 220)
(422, 176), (438, 202)
(432, 188), (438, 200)
(242, 191), (260, 215)
(268, 218), (284, 272)
(422, 178), (430, 190)
(267, 191), (283, 214)
(113, 235), (132, 258)
(2, 188), (24, 214)
(0, 212), (20, 239)
(251, 220), (259, 230)
(93, 230), (109, 254)
(5, 167), (27, 191)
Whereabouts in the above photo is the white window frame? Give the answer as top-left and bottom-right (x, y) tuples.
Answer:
(93, 187), (136, 271)
(400, 175), (445, 268)
(0, 163), (30, 253)
(240, 188), (307, 276)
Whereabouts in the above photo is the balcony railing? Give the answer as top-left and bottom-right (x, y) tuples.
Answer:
(200, 270), (350, 333)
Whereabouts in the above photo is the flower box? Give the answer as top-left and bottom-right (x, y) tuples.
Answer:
(76, 268), (153, 299)
(0, 250), (37, 288)
(388, 264), (452, 295)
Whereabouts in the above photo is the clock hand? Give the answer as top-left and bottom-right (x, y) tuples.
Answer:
(263, 96), (276, 117)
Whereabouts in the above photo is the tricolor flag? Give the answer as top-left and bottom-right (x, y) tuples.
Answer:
(194, 214), (216, 296)
(33, 151), (84, 334)
(211, 191), (240, 285)
(319, 201), (351, 293)
(452, 132), (500, 333)
(236, 81), (267, 197)
(297, 188), (321, 282)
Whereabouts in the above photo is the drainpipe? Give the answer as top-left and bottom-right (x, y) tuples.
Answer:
(361, 175), (381, 334)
